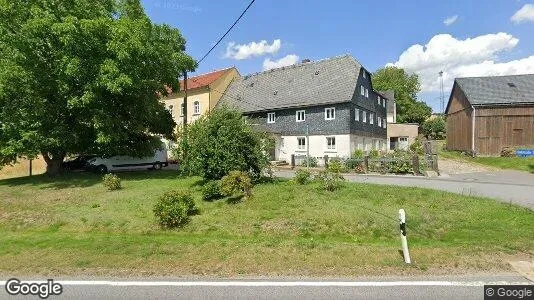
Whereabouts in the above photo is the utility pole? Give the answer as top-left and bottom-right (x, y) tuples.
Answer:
(306, 123), (310, 169)
(182, 71), (189, 174)
(439, 71), (445, 114)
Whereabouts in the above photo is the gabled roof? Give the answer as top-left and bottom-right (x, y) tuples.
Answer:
(217, 54), (362, 113)
(377, 90), (395, 114)
(454, 74), (534, 106)
(178, 67), (235, 91)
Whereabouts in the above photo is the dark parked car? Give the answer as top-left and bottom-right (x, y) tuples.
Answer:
(62, 155), (97, 171)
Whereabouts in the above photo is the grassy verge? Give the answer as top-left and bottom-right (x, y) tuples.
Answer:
(440, 150), (534, 173)
(0, 170), (532, 277)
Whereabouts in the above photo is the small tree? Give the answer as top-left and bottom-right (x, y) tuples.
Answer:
(178, 107), (270, 180)
(220, 171), (253, 200)
(422, 116), (446, 140)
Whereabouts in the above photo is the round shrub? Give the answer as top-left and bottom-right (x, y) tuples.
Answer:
(102, 173), (121, 190)
(153, 190), (197, 228)
(294, 169), (312, 185)
(221, 171), (253, 200)
(202, 180), (224, 201)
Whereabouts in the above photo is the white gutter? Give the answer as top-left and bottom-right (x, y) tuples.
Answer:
(471, 105), (476, 156)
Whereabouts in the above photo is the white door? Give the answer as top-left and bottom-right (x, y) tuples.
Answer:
(399, 137), (409, 150)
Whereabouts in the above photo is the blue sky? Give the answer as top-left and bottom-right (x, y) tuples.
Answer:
(141, 0), (534, 112)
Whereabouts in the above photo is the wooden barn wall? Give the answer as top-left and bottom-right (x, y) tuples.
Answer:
(475, 106), (534, 156)
(446, 85), (473, 152)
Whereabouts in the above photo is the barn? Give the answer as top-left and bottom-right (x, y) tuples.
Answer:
(445, 74), (534, 156)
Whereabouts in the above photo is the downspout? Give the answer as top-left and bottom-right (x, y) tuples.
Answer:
(471, 105), (476, 157)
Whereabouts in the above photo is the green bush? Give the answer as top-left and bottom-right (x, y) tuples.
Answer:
(352, 149), (365, 159)
(410, 138), (424, 155)
(176, 107), (270, 180)
(386, 150), (414, 174)
(422, 116), (446, 140)
(314, 169), (345, 191)
(300, 156), (318, 167)
(221, 170), (253, 200)
(345, 158), (361, 170)
(202, 180), (224, 201)
(102, 173), (121, 190)
(327, 158), (346, 173)
(294, 169), (312, 185)
(153, 190), (197, 228)
(369, 149), (379, 158)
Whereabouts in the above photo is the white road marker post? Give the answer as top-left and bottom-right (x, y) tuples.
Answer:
(399, 209), (411, 264)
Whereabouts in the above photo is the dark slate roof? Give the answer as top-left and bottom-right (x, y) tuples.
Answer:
(378, 90), (395, 115)
(217, 54), (362, 113)
(455, 74), (534, 106)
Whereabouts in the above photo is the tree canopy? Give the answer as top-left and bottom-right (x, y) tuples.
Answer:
(372, 66), (432, 125)
(421, 116), (446, 140)
(0, 0), (196, 174)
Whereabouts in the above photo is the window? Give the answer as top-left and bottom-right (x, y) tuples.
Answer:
(370, 113), (374, 125)
(377, 96), (381, 105)
(383, 120), (387, 128)
(382, 98), (386, 107)
(297, 137), (306, 150)
(325, 107), (335, 120)
(362, 111), (367, 123)
(296, 110), (305, 122)
(360, 85), (365, 96)
(193, 101), (200, 115)
(363, 71), (366, 79)
(326, 137), (336, 150)
(355, 108), (360, 121)
(365, 88), (369, 98)
(399, 137), (408, 142)
(377, 116), (381, 127)
(180, 103), (184, 116)
(168, 105), (174, 116)
(267, 112), (276, 123)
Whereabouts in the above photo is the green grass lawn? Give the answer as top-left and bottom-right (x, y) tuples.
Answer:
(440, 150), (534, 173)
(0, 170), (533, 277)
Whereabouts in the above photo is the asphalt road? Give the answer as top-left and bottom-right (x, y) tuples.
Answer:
(1, 275), (532, 300)
(275, 169), (534, 210)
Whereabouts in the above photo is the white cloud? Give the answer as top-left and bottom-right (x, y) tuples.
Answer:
(387, 33), (534, 92)
(511, 4), (534, 23)
(225, 39), (281, 60)
(443, 15), (458, 26)
(263, 54), (300, 70)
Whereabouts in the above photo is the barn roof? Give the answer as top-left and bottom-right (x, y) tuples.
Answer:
(455, 74), (534, 106)
(216, 54), (362, 113)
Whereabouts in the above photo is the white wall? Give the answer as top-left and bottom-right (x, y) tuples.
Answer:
(277, 134), (387, 162)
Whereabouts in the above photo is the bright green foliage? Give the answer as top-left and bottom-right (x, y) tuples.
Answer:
(372, 67), (431, 125)
(422, 116), (446, 140)
(314, 169), (345, 191)
(300, 156), (318, 167)
(202, 180), (224, 201)
(294, 169), (312, 185)
(102, 173), (121, 190)
(153, 190), (197, 228)
(220, 171), (253, 200)
(0, 0), (196, 174)
(369, 149), (379, 158)
(179, 107), (270, 180)
(410, 138), (424, 155)
(327, 158), (347, 173)
(352, 149), (365, 159)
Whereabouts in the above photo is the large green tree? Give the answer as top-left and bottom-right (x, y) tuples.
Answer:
(178, 107), (270, 181)
(0, 0), (196, 174)
(372, 66), (431, 125)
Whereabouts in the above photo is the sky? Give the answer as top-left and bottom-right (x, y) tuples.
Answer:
(141, 0), (534, 112)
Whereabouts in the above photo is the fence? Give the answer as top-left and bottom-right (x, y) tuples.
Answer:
(290, 153), (439, 175)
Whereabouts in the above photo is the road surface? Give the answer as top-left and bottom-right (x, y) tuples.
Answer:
(1, 275), (531, 299)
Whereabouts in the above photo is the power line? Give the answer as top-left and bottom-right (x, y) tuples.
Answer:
(197, 0), (256, 64)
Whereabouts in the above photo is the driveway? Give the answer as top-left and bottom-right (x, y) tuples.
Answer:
(274, 169), (534, 210)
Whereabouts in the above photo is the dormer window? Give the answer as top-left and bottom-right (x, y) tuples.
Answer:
(267, 112), (276, 123)
(296, 110), (305, 122)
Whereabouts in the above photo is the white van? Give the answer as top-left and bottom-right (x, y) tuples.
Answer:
(87, 148), (168, 173)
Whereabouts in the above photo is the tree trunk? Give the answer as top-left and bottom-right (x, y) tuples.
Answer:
(42, 152), (65, 176)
